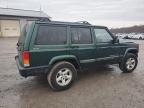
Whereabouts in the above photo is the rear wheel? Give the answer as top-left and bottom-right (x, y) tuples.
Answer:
(119, 53), (138, 73)
(47, 61), (77, 91)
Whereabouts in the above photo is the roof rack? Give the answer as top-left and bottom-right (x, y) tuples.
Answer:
(39, 18), (51, 22)
(75, 21), (91, 25)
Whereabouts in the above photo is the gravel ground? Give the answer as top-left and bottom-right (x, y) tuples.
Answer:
(0, 38), (144, 108)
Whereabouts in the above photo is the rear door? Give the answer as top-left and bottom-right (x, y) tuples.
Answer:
(69, 26), (96, 68)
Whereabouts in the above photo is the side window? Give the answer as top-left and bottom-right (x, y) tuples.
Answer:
(94, 28), (113, 43)
(35, 25), (67, 45)
(71, 27), (92, 44)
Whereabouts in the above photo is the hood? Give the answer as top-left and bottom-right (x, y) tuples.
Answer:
(119, 39), (139, 51)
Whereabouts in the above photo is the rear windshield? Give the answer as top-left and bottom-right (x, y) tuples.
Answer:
(18, 21), (33, 45)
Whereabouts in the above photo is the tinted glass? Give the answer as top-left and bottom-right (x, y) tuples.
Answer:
(18, 21), (33, 45)
(71, 27), (92, 44)
(94, 28), (113, 43)
(35, 25), (67, 45)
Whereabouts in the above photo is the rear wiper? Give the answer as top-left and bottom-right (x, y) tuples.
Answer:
(16, 42), (23, 46)
(17, 43), (19, 46)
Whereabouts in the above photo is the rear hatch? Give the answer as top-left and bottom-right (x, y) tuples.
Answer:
(16, 21), (33, 66)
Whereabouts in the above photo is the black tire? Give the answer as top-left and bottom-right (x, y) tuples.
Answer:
(119, 53), (138, 73)
(47, 61), (77, 91)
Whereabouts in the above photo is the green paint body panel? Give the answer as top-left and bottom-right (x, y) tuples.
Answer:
(16, 21), (139, 77)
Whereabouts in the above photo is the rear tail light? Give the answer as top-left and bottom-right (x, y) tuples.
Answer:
(22, 51), (30, 67)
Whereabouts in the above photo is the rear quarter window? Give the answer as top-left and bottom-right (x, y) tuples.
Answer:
(35, 25), (67, 45)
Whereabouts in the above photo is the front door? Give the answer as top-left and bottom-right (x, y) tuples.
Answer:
(94, 27), (120, 63)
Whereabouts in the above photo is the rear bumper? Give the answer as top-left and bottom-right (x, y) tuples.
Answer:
(15, 56), (50, 77)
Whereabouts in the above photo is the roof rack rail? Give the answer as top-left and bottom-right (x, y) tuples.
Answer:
(75, 21), (91, 25)
(39, 18), (51, 22)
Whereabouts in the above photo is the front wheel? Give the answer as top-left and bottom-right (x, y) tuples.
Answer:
(119, 53), (138, 73)
(47, 61), (77, 91)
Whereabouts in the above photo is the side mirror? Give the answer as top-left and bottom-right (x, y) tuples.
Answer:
(113, 36), (119, 43)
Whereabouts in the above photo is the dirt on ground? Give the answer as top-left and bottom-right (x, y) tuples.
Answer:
(0, 38), (144, 108)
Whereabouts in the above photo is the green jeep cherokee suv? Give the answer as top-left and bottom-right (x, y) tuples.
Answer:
(15, 21), (139, 91)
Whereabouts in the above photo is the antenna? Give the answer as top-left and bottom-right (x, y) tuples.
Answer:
(40, 4), (42, 12)
(6, 0), (8, 8)
(39, 4), (42, 17)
